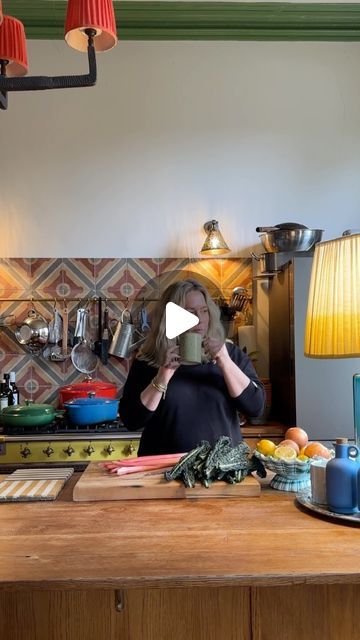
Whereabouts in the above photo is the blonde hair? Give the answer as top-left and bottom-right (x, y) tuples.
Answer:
(139, 278), (225, 367)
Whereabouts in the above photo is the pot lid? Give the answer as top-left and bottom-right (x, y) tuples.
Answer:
(60, 379), (117, 392)
(2, 402), (55, 417)
(64, 398), (118, 407)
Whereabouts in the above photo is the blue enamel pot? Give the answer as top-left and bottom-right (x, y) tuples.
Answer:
(64, 397), (119, 425)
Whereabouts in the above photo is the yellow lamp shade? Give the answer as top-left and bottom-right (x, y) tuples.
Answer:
(304, 233), (360, 358)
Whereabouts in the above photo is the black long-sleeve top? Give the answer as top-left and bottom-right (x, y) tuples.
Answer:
(120, 343), (265, 456)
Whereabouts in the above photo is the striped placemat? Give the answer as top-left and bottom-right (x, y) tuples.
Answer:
(0, 468), (74, 502)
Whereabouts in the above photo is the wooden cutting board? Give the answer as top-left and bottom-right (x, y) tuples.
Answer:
(73, 462), (261, 502)
(0, 468), (74, 502)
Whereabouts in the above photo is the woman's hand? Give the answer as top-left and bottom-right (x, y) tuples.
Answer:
(203, 337), (229, 366)
(157, 343), (180, 383)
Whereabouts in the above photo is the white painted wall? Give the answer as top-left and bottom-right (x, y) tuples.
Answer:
(1, 39), (360, 258)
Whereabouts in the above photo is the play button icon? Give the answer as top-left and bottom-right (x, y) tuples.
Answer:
(165, 302), (199, 339)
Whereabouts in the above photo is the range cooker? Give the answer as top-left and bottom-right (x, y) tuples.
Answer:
(0, 417), (140, 471)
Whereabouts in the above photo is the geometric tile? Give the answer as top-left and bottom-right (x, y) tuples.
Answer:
(0, 326), (30, 357)
(94, 259), (127, 299)
(31, 386), (60, 406)
(126, 259), (159, 300)
(62, 259), (96, 299)
(158, 258), (191, 294)
(187, 258), (223, 298)
(31, 357), (65, 388)
(0, 258), (31, 298)
(221, 258), (253, 291)
(31, 259), (64, 298)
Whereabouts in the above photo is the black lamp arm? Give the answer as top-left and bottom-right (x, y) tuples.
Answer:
(0, 31), (97, 111)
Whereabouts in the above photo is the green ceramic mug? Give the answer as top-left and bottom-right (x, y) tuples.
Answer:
(178, 332), (202, 365)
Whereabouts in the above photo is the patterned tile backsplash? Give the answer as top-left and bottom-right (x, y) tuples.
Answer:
(0, 258), (252, 406)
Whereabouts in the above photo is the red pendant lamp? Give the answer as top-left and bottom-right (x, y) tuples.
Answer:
(0, 15), (28, 77)
(65, 0), (117, 52)
(0, 0), (117, 111)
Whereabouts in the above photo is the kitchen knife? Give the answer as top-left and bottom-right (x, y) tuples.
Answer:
(94, 296), (102, 357)
(101, 306), (109, 365)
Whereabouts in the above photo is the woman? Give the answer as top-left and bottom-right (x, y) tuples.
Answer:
(120, 279), (265, 455)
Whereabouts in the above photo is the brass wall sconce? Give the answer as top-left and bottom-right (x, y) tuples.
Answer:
(200, 220), (231, 256)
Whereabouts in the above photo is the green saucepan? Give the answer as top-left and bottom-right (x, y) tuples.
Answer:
(1, 400), (64, 428)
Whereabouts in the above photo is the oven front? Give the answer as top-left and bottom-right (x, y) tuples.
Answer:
(0, 420), (140, 472)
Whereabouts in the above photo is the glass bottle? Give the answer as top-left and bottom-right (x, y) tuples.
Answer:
(9, 371), (19, 406)
(0, 380), (9, 411)
(3, 373), (14, 406)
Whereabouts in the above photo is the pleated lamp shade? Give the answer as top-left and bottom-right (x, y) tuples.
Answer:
(65, 0), (117, 52)
(304, 233), (360, 358)
(0, 15), (28, 77)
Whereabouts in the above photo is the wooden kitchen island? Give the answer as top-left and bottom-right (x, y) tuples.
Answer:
(0, 473), (360, 640)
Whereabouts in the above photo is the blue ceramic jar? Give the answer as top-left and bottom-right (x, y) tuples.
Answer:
(326, 439), (360, 514)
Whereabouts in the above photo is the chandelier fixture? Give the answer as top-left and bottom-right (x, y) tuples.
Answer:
(0, 0), (117, 111)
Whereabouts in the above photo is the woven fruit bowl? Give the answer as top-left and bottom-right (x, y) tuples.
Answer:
(254, 451), (312, 492)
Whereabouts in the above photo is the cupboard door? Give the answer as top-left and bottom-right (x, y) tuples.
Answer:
(0, 590), (126, 640)
(124, 586), (251, 640)
(252, 584), (360, 640)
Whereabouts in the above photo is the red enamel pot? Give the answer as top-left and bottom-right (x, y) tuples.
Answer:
(58, 378), (118, 408)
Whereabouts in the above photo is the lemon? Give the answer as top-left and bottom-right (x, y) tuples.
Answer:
(297, 454), (309, 462)
(256, 439), (277, 457)
(273, 445), (297, 461)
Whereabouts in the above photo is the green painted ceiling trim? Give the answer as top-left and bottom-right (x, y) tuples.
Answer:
(3, 2), (360, 41)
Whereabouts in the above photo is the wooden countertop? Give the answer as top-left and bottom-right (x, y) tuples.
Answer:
(0, 472), (359, 591)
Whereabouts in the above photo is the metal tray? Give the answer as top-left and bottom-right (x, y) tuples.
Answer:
(296, 493), (360, 526)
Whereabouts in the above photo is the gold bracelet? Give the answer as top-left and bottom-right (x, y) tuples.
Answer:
(151, 377), (167, 399)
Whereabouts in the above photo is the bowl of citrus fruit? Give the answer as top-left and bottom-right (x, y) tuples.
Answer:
(254, 427), (333, 492)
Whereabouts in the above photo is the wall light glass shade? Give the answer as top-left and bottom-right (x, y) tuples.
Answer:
(65, 0), (118, 52)
(304, 233), (360, 358)
(0, 15), (28, 77)
(200, 220), (231, 256)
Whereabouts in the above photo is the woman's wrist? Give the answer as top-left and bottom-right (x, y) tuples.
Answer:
(157, 366), (175, 385)
(213, 344), (230, 368)
(151, 377), (168, 399)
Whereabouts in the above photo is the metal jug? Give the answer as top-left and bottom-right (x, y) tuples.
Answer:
(108, 309), (145, 359)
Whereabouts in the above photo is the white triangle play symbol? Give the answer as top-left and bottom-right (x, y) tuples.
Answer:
(165, 302), (199, 339)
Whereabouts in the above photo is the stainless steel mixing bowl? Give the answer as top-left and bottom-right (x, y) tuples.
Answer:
(259, 228), (323, 253)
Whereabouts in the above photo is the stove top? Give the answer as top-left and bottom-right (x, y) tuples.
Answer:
(1, 417), (130, 437)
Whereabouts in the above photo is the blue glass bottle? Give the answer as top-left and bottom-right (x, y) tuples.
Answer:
(326, 439), (359, 514)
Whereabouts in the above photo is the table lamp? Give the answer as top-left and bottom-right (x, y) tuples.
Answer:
(304, 231), (360, 444)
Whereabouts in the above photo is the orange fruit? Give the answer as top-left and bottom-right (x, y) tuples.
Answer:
(303, 442), (332, 459)
(284, 427), (309, 450)
(274, 445), (297, 461)
(279, 439), (300, 455)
